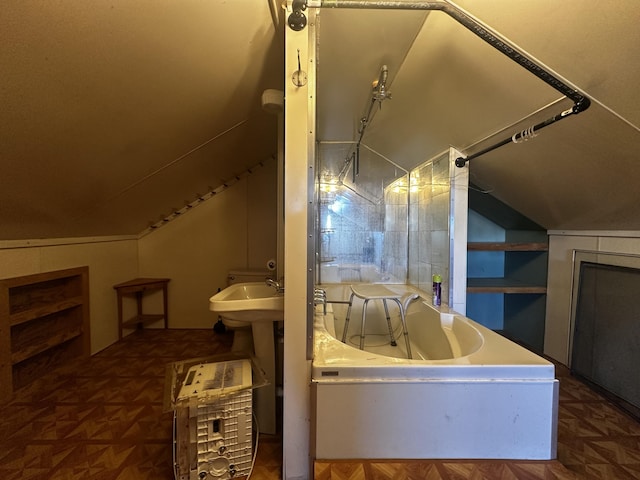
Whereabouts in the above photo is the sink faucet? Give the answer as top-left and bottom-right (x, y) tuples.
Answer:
(266, 278), (284, 294)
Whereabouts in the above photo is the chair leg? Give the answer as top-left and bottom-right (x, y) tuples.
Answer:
(359, 299), (370, 350)
(341, 292), (355, 343)
(393, 298), (412, 359)
(382, 300), (397, 346)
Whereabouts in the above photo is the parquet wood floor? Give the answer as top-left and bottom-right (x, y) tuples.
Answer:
(0, 328), (638, 479)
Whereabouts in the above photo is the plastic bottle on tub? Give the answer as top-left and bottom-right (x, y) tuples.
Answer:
(432, 273), (442, 306)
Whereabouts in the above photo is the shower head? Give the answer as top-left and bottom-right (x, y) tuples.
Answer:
(372, 65), (391, 102)
(377, 65), (388, 89)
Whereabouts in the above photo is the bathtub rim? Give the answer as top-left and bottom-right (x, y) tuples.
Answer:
(313, 284), (555, 381)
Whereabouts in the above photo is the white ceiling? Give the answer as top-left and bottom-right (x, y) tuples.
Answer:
(2, 0), (640, 240)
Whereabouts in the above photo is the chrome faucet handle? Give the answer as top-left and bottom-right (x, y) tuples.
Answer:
(266, 277), (284, 293)
(313, 287), (327, 315)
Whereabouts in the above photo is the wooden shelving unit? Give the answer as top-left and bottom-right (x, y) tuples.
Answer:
(467, 242), (548, 294)
(467, 242), (548, 252)
(466, 277), (547, 294)
(466, 240), (549, 352)
(0, 266), (90, 402)
(466, 187), (551, 352)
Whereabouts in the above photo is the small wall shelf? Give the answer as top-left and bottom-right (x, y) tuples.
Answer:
(113, 278), (170, 339)
(0, 266), (90, 402)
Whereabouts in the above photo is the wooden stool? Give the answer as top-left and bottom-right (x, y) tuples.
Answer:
(113, 278), (170, 339)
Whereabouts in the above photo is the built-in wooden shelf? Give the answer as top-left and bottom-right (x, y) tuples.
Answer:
(466, 241), (549, 295)
(0, 266), (90, 402)
(11, 327), (83, 365)
(467, 242), (548, 251)
(8, 296), (84, 327)
(467, 277), (547, 294)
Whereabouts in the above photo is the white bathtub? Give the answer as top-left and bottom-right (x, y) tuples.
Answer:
(312, 284), (559, 460)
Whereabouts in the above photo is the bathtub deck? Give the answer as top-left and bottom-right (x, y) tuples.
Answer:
(314, 288), (560, 460)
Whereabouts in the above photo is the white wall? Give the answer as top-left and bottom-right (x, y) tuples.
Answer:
(0, 163), (277, 350)
(545, 231), (640, 364)
(247, 163), (279, 269)
(0, 237), (138, 353)
(138, 164), (277, 329)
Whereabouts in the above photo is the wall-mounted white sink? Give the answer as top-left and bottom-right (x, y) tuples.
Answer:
(209, 282), (284, 322)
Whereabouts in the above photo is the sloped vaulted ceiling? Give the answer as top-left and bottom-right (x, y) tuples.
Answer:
(1, 0), (284, 240)
(316, 0), (640, 231)
(454, 0), (640, 230)
(2, 0), (640, 240)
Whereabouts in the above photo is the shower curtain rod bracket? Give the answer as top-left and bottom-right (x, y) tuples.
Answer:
(288, 0), (308, 31)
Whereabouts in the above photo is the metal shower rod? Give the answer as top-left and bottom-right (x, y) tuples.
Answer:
(298, 0), (591, 167)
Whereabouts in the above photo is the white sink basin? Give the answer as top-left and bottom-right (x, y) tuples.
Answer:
(209, 282), (284, 322)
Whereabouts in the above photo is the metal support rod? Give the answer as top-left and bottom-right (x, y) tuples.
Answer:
(351, 67), (388, 181)
(305, 0), (591, 166)
(454, 99), (589, 167)
(354, 143), (360, 181)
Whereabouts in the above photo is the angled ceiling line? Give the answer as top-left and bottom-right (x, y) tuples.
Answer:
(109, 118), (249, 201)
(359, 142), (408, 175)
(589, 96), (640, 134)
(68, 118), (249, 225)
(138, 155), (275, 238)
(459, 97), (567, 156)
(301, 0), (592, 167)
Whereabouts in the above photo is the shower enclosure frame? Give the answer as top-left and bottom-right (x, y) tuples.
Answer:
(302, 0), (589, 360)
(294, 0), (591, 167)
(314, 145), (468, 311)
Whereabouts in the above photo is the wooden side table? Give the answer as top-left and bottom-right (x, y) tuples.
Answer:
(113, 278), (170, 339)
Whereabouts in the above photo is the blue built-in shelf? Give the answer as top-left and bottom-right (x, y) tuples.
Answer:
(466, 277), (546, 293)
(466, 240), (549, 353)
(467, 242), (548, 293)
(466, 186), (549, 353)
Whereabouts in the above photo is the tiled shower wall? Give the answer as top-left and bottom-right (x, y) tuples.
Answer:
(383, 182), (409, 282)
(319, 197), (385, 278)
(318, 147), (466, 304)
(408, 151), (451, 302)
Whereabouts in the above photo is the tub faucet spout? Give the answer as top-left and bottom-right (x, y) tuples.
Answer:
(314, 287), (327, 315)
(266, 278), (284, 293)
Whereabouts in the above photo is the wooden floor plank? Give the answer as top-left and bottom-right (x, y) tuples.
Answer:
(1, 329), (639, 480)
